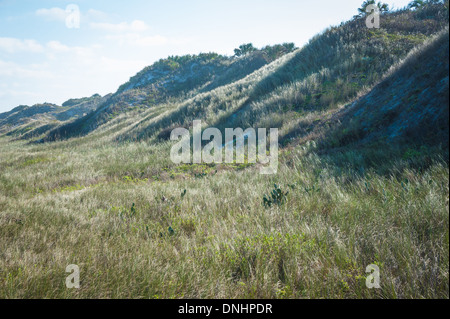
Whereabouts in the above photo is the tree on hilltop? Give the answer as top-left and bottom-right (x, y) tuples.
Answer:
(234, 43), (257, 57)
(355, 0), (389, 18)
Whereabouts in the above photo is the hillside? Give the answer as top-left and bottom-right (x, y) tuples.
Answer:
(0, 94), (109, 139)
(324, 28), (449, 152)
(0, 6), (447, 147)
(39, 44), (296, 142)
(29, 4), (449, 145)
(0, 3), (448, 299)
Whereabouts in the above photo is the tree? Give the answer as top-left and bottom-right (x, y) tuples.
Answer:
(408, 0), (443, 9)
(282, 42), (296, 52)
(356, 0), (389, 17)
(408, 0), (426, 9)
(234, 43), (257, 57)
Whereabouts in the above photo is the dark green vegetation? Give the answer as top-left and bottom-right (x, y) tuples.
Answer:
(0, 3), (448, 298)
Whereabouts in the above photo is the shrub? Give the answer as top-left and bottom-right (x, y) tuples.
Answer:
(263, 184), (289, 208)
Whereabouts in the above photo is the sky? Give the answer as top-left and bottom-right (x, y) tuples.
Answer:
(0, 0), (413, 113)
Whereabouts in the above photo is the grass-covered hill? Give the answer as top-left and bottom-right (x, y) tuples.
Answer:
(0, 3), (448, 299)
(35, 4), (449, 145)
(324, 28), (449, 152)
(0, 94), (109, 139)
(40, 44), (296, 142)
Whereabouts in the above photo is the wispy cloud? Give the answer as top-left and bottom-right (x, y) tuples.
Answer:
(0, 34), (148, 108)
(90, 20), (150, 32)
(35, 7), (110, 24)
(86, 9), (109, 21)
(0, 37), (94, 56)
(0, 59), (53, 79)
(35, 7), (67, 21)
(105, 33), (168, 46)
(0, 37), (44, 53)
(46, 40), (70, 52)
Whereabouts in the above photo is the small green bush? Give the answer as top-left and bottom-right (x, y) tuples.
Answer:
(263, 184), (289, 208)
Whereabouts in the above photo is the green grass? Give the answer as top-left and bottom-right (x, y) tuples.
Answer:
(0, 135), (448, 299)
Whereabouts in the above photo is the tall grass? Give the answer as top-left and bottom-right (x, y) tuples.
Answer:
(0, 135), (448, 298)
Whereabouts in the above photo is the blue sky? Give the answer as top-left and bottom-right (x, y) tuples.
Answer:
(0, 0), (412, 112)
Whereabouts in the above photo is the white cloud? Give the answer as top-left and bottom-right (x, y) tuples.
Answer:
(35, 7), (67, 21)
(0, 30), (188, 111)
(104, 32), (192, 47)
(106, 33), (168, 46)
(45, 43), (95, 63)
(98, 56), (147, 72)
(86, 9), (109, 21)
(0, 36), (150, 111)
(0, 36), (97, 60)
(0, 37), (44, 53)
(0, 59), (53, 79)
(0, 89), (41, 99)
(36, 7), (110, 25)
(47, 41), (70, 52)
(90, 20), (150, 32)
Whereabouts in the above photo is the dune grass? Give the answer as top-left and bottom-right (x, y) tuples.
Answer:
(0, 135), (448, 299)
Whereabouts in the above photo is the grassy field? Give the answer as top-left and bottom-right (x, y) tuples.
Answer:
(0, 133), (448, 298)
